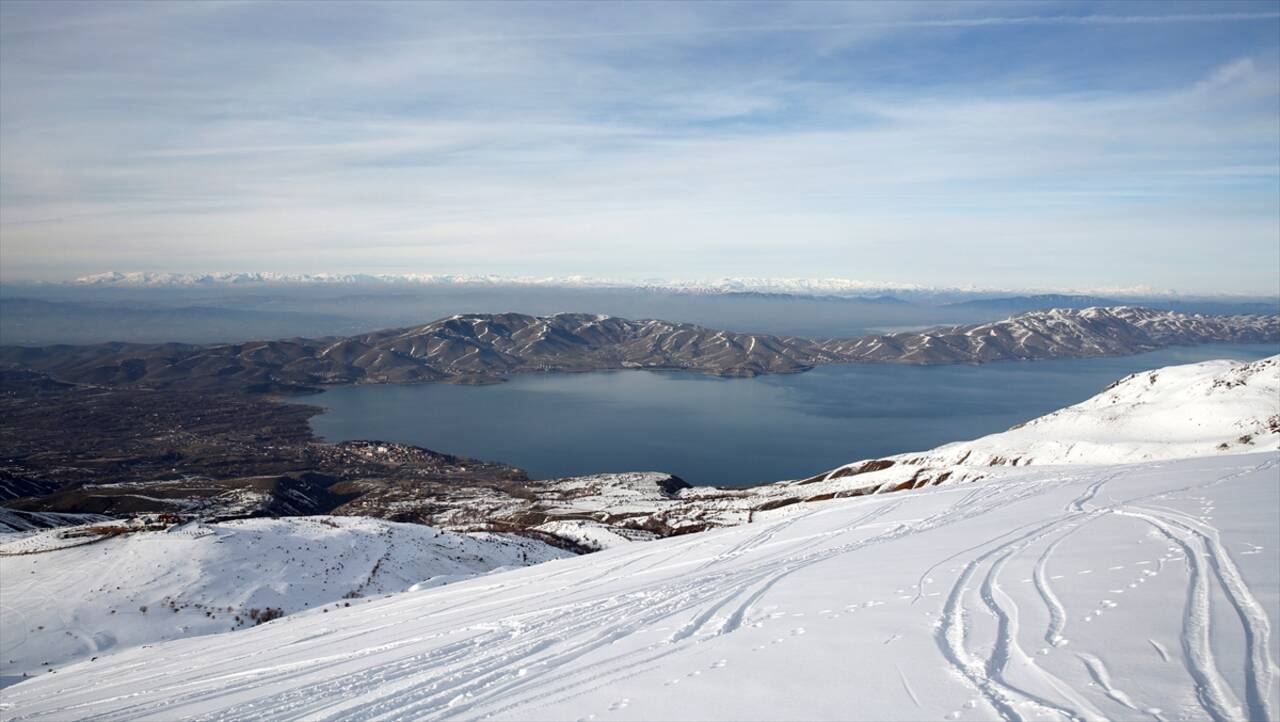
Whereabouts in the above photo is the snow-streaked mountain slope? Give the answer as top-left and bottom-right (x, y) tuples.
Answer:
(814, 355), (1280, 483)
(3, 453), (1276, 721)
(0, 517), (569, 686)
(0, 508), (111, 534)
(7, 308), (1275, 394)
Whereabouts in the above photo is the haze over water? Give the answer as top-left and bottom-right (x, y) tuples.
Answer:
(307, 343), (1279, 486)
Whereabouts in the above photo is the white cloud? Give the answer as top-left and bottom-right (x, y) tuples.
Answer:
(0, 2), (1276, 293)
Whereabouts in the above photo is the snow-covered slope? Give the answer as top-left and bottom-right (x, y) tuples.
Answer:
(393, 356), (1280, 542)
(0, 508), (110, 534)
(0, 516), (569, 686)
(817, 355), (1280, 479)
(3, 453), (1276, 721)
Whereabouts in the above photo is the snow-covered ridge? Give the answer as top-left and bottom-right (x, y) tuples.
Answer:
(66, 272), (1261, 300)
(69, 271), (933, 295)
(0, 508), (110, 534)
(62, 272), (1280, 304)
(0, 516), (569, 685)
(350, 356), (1280, 543)
(6, 307), (1275, 394)
(4, 453), (1276, 720)
(815, 305), (1279, 363)
(815, 354), (1280, 477)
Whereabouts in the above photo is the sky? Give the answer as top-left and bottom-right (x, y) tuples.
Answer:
(1, 1), (1278, 294)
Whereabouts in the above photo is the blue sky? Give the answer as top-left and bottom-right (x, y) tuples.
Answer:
(1, 0), (1277, 294)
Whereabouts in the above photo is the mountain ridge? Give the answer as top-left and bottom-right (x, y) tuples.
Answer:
(2, 306), (1276, 393)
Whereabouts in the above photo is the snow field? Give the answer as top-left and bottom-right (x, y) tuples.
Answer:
(3, 453), (1275, 721)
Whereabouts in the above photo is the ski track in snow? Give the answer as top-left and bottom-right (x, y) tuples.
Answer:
(3, 455), (1278, 721)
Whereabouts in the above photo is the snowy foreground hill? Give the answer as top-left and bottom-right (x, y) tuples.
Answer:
(0, 518), (569, 686)
(2, 453), (1276, 721)
(1, 356), (1278, 721)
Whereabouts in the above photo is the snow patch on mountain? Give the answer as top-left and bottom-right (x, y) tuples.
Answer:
(0, 508), (111, 534)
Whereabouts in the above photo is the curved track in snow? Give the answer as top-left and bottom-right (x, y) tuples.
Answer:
(2, 454), (1277, 721)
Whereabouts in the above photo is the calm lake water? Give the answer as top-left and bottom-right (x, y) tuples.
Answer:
(305, 343), (1279, 486)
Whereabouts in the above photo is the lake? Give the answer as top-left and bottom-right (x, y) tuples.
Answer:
(305, 343), (1279, 486)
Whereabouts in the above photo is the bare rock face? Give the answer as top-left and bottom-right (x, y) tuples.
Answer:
(2, 307), (1276, 393)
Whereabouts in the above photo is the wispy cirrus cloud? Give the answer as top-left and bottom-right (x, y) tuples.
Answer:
(0, 1), (1276, 293)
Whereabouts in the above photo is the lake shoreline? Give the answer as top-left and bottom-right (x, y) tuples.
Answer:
(305, 343), (1280, 487)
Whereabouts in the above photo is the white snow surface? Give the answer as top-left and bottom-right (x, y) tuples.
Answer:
(821, 355), (1280, 476)
(3, 453), (1277, 721)
(532, 519), (660, 551)
(489, 357), (1280, 537)
(0, 516), (569, 687)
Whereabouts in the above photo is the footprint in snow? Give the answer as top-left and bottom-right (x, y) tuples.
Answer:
(711, 659), (727, 669)
(608, 698), (630, 711)
(791, 627), (806, 636)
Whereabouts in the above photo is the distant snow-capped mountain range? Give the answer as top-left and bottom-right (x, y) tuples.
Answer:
(71, 271), (932, 295)
(63, 271), (1250, 301)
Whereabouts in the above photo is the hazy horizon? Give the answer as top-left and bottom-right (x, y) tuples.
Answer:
(5, 269), (1280, 301)
(2, 1), (1278, 294)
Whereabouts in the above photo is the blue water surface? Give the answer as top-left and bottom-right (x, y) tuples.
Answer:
(305, 343), (1278, 486)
